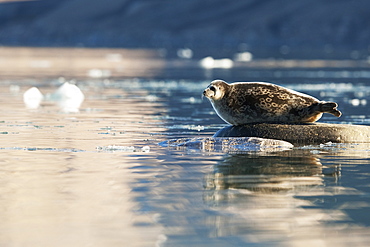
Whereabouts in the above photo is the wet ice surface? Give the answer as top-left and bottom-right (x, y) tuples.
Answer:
(1, 78), (370, 247)
(159, 137), (293, 153)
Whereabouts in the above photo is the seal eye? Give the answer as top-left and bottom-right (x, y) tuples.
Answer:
(209, 86), (216, 92)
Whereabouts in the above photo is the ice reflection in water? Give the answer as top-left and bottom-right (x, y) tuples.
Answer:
(0, 79), (370, 246)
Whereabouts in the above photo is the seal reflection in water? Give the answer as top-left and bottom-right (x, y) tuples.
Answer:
(203, 80), (342, 125)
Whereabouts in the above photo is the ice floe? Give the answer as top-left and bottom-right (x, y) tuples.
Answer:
(159, 137), (293, 153)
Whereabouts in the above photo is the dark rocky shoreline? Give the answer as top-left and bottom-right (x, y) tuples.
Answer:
(1, 0), (370, 59)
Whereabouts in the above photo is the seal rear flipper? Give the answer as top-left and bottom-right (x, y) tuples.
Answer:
(319, 102), (342, 117)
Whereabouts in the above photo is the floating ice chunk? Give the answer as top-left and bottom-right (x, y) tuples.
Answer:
(105, 53), (122, 62)
(181, 97), (201, 104)
(188, 125), (204, 131)
(88, 69), (111, 78)
(177, 48), (193, 59)
(10, 85), (20, 94)
(159, 137), (293, 153)
(52, 82), (85, 113)
(215, 58), (234, 69)
(96, 145), (151, 153)
(96, 145), (135, 152)
(141, 146), (150, 152)
(234, 51), (253, 62)
(200, 56), (215, 69)
(199, 56), (234, 69)
(350, 99), (361, 106)
(145, 95), (159, 102)
(167, 124), (205, 131)
(23, 87), (44, 109)
(349, 98), (367, 106)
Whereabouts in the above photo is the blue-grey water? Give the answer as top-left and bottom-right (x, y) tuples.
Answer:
(1, 50), (370, 246)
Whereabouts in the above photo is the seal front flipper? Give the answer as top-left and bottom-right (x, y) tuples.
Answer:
(319, 102), (342, 117)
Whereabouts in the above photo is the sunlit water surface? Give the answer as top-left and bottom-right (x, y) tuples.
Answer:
(1, 76), (370, 247)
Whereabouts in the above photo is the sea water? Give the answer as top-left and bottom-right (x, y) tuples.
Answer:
(0, 57), (370, 246)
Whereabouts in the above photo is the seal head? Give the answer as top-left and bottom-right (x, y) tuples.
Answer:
(203, 80), (229, 100)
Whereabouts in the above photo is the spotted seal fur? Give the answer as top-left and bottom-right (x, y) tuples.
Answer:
(203, 80), (342, 125)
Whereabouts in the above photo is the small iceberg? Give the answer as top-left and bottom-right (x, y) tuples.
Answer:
(159, 137), (293, 153)
(23, 82), (85, 113)
(50, 82), (85, 113)
(23, 87), (44, 109)
(199, 56), (234, 69)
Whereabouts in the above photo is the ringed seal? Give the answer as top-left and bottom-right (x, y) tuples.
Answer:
(203, 80), (342, 125)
